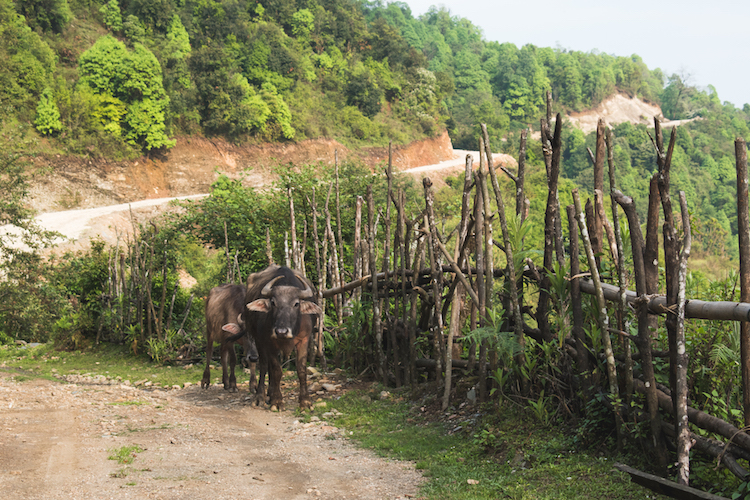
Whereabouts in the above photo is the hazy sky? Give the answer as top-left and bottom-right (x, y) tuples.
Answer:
(401, 0), (750, 108)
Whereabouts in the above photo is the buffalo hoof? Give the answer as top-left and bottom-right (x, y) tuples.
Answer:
(200, 380), (209, 389)
(269, 404), (280, 412)
(299, 398), (312, 410)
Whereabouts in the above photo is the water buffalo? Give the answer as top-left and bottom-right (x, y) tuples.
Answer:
(201, 284), (259, 392)
(243, 265), (322, 410)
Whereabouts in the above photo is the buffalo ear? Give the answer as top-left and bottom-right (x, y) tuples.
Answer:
(247, 299), (271, 313)
(221, 323), (242, 335)
(300, 301), (323, 316)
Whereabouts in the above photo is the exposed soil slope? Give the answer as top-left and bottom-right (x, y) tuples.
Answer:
(566, 93), (697, 134)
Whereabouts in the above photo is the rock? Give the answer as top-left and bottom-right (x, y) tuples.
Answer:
(313, 401), (327, 409)
(321, 383), (340, 392)
(183, 382), (192, 388)
(134, 379), (148, 387)
(307, 366), (322, 378)
(379, 390), (390, 400)
(308, 382), (323, 393)
(171, 385), (181, 390)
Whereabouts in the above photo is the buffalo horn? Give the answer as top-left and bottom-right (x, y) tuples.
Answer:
(298, 279), (314, 299)
(261, 275), (284, 296)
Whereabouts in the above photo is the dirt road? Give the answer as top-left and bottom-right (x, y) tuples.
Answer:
(0, 369), (423, 499)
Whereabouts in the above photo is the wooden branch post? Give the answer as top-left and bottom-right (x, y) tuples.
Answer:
(423, 178), (445, 384)
(482, 123), (526, 391)
(573, 188), (623, 450)
(367, 185), (386, 385)
(736, 136), (750, 426)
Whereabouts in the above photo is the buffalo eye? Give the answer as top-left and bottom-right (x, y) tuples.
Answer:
(294, 300), (300, 308)
(270, 298), (277, 307)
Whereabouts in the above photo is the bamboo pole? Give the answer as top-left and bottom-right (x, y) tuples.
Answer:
(482, 124), (526, 391)
(566, 205), (589, 389)
(309, 189), (323, 366)
(473, 175), (487, 399)
(592, 118), (606, 259)
(385, 144), (400, 387)
(675, 191), (692, 485)
(408, 226), (427, 393)
(265, 227), (274, 265)
(423, 178), (445, 383)
(607, 129), (632, 403)
(442, 155), (473, 410)
(335, 150), (345, 291)
(353, 196), (363, 303)
(367, 185), (386, 385)
(573, 188), (623, 450)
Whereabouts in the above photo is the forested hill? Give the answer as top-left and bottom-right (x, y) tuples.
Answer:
(4, 0), (750, 257)
(3, 0), (742, 152)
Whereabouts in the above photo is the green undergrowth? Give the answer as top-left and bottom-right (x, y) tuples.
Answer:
(312, 387), (666, 500)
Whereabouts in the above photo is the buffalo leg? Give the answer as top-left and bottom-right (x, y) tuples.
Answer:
(247, 362), (257, 393)
(201, 339), (214, 389)
(222, 342), (237, 392)
(267, 353), (284, 410)
(295, 335), (311, 409)
(254, 345), (269, 406)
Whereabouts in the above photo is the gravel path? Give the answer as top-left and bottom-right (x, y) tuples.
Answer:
(0, 369), (423, 499)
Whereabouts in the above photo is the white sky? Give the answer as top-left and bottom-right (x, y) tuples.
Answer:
(401, 0), (750, 108)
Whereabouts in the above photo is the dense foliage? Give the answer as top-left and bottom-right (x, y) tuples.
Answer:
(0, 0), (741, 156)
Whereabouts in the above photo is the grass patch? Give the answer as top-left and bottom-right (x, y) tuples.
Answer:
(314, 387), (667, 500)
(0, 343), (211, 388)
(108, 445), (144, 465)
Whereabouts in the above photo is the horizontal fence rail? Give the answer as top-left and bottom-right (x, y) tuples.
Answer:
(579, 279), (750, 322)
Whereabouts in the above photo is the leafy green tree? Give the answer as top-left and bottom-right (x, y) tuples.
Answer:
(123, 14), (147, 45)
(291, 8), (314, 39)
(0, 0), (57, 107)
(128, 0), (174, 31)
(124, 98), (175, 150)
(99, 0), (123, 32)
(345, 64), (382, 118)
(34, 87), (62, 135)
(14, 0), (71, 32)
(78, 36), (173, 151)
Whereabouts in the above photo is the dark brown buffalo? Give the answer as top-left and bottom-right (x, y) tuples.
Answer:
(243, 265), (322, 410)
(201, 284), (258, 392)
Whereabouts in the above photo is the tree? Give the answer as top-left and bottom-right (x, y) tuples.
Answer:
(0, 128), (54, 260)
(78, 36), (173, 151)
(0, 0), (57, 106)
(345, 65), (382, 118)
(99, 0), (122, 32)
(34, 87), (62, 135)
(14, 0), (72, 32)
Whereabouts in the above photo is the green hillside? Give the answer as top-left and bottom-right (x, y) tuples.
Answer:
(3, 0), (750, 256)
